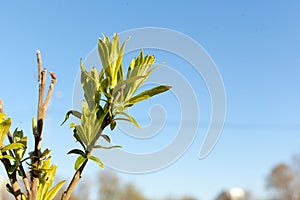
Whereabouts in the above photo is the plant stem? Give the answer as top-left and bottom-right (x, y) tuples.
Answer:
(0, 100), (23, 200)
(1, 156), (22, 200)
(7, 131), (31, 198)
(61, 111), (111, 200)
(31, 50), (56, 200)
(61, 159), (88, 200)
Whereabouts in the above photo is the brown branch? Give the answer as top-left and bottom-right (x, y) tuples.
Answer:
(61, 159), (88, 200)
(37, 50), (42, 84)
(0, 100), (22, 200)
(31, 50), (56, 200)
(1, 156), (22, 200)
(0, 99), (3, 113)
(44, 79), (56, 110)
(7, 131), (31, 198)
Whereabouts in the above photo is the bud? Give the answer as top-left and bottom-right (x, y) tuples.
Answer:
(32, 117), (37, 136)
(49, 71), (56, 80)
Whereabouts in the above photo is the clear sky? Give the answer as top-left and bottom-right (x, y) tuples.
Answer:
(1, 1), (300, 199)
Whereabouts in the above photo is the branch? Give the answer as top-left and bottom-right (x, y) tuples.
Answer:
(0, 100), (22, 200)
(31, 50), (56, 200)
(1, 156), (22, 200)
(61, 159), (88, 200)
(7, 131), (31, 198)
(0, 99), (3, 113)
(61, 112), (111, 200)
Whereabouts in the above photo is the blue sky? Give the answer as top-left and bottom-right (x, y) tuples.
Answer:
(1, 1), (300, 199)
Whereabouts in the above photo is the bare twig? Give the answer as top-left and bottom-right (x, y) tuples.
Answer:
(37, 50), (42, 84)
(0, 99), (3, 113)
(31, 50), (56, 200)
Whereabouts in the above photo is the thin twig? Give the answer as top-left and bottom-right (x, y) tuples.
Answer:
(44, 79), (56, 110)
(0, 99), (3, 113)
(37, 50), (42, 84)
(31, 50), (56, 200)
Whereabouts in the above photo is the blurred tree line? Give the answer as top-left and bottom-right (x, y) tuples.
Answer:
(266, 154), (300, 200)
(1, 154), (300, 200)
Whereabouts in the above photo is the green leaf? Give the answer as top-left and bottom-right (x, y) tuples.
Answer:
(112, 75), (146, 97)
(67, 149), (85, 157)
(41, 149), (51, 158)
(93, 145), (122, 150)
(21, 194), (27, 200)
(126, 85), (171, 107)
(45, 180), (66, 200)
(100, 134), (111, 143)
(6, 183), (13, 195)
(13, 128), (24, 142)
(88, 155), (104, 169)
(73, 129), (86, 149)
(8, 164), (18, 174)
(81, 61), (100, 110)
(61, 110), (82, 126)
(115, 112), (141, 128)
(69, 123), (76, 128)
(110, 120), (116, 130)
(2, 154), (15, 161)
(0, 117), (11, 146)
(32, 117), (37, 136)
(21, 193), (27, 200)
(74, 155), (87, 171)
(1, 143), (24, 153)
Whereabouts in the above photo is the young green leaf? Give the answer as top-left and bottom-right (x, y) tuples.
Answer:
(67, 149), (86, 157)
(93, 145), (122, 150)
(126, 85), (171, 107)
(61, 110), (82, 126)
(0, 117), (11, 146)
(110, 120), (116, 130)
(1, 143), (24, 153)
(100, 134), (111, 143)
(44, 180), (66, 200)
(115, 112), (141, 128)
(74, 155), (87, 171)
(2, 154), (15, 161)
(88, 155), (104, 169)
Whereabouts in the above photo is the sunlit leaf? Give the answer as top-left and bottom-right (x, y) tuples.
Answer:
(93, 145), (122, 150)
(1, 143), (24, 153)
(126, 85), (171, 107)
(45, 180), (66, 200)
(41, 149), (51, 158)
(70, 123), (76, 128)
(0, 117), (11, 146)
(88, 155), (104, 169)
(61, 110), (82, 126)
(2, 154), (15, 161)
(115, 112), (141, 128)
(32, 117), (37, 136)
(8, 164), (18, 174)
(74, 155), (87, 171)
